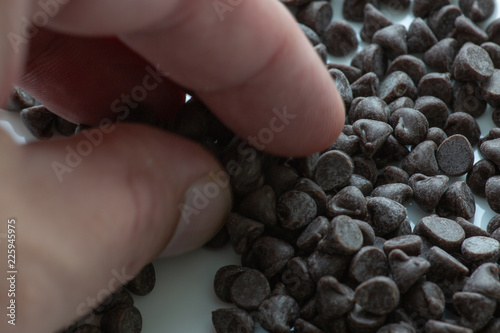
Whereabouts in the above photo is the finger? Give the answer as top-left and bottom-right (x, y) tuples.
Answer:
(18, 28), (185, 126)
(44, 0), (345, 156)
(0, 124), (230, 332)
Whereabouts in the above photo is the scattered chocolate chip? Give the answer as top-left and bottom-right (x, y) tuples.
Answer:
(402, 141), (439, 176)
(427, 246), (470, 281)
(461, 236), (500, 265)
(402, 280), (445, 320)
(214, 265), (248, 303)
(372, 24), (407, 60)
(326, 186), (367, 220)
(423, 38), (459, 72)
(360, 3), (392, 43)
(383, 235), (423, 256)
(230, 269), (271, 310)
(453, 291), (496, 331)
(20, 105), (56, 139)
(351, 44), (387, 79)
(125, 263), (155, 296)
(314, 150), (354, 191)
(318, 215), (364, 255)
(226, 213), (265, 255)
(296, 216), (329, 251)
(349, 246), (389, 284)
(417, 72), (453, 106)
(436, 135), (474, 177)
(426, 127), (448, 146)
(443, 112), (481, 147)
(452, 80), (487, 118)
(452, 15), (489, 46)
(389, 249), (430, 293)
(323, 20), (359, 57)
(452, 42), (494, 82)
(366, 197), (406, 236)
(412, 0), (450, 18)
(414, 216), (465, 252)
(100, 305), (142, 333)
(413, 96), (449, 128)
(466, 159), (496, 197)
(486, 176), (500, 213)
(436, 181), (475, 220)
(212, 308), (255, 333)
(407, 18), (438, 53)
(354, 276), (400, 315)
(427, 5), (462, 40)
(296, 1), (332, 35)
(350, 73), (380, 99)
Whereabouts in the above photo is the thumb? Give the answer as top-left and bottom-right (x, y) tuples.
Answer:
(0, 123), (231, 332)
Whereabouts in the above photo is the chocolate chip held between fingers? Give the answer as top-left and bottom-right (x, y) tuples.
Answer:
(6, 86), (36, 111)
(125, 263), (155, 296)
(452, 42), (494, 82)
(100, 305), (142, 333)
(212, 308), (255, 333)
(322, 20), (359, 57)
(20, 106), (56, 140)
(354, 276), (400, 315)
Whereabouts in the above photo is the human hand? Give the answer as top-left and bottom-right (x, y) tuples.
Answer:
(0, 1), (344, 331)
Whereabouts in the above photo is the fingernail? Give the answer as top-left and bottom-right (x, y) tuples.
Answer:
(160, 171), (232, 256)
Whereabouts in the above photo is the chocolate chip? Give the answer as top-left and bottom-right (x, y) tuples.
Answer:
(487, 215), (500, 234)
(417, 72), (453, 106)
(423, 38), (460, 72)
(20, 105), (56, 139)
(481, 139), (500, 167)
(230, 269), (271, 310)
(264, 164), (297, 196)
(402, 280), (445, 320)
(350, 73), (380, 98)
(389, 249), (430, 293)
(6, 86), (36, 111)
(125, 263), (155, 296)
(371, 183), (413, 206)
(353, 119), (393, 156)
(410, 174), (449, 213)
(443, 112), (481, 147)
(463, 263), (500, 300)
(460, 0), (494, 22)
(372, 135), (410, 168)
(349, 246), (389, 284)
(355, 219), (376, 247)
(412, 0), (450, 18)
(436, 181), (475, 219)
(329, 69), (353, 109)
(327, 186), (367, 220)
(323, 20), (359, 57)
(425, 320), (473, 333)
(54, 116), (77, 136)
(452, 15), (489, 46)
(313, 43), (327, 63)
(482, 42), (500, 68)
(391, 108), (429, 146)
(466, 159), (496, 197)
(354, 276), (400, 315)
(493, 108), (500, 127)
(327, 63), (363, 84)
(372, 24), (407, 60)
(239, 185), (277, 227)
(387, 55), (426, 85)
(293, 318), (322, 333)
(376, 166), (410, 187)
(94, 288), (134, 315)
(427, 5), (462, 40)
(407, 18), (438, 53)
(402, 141), (439, 176)
(456, 217), (490, 238)
(387, 97), (414, 115)
(314, 150), (354, 191)
(366, 197), (407, 236)
(426, 127), (448, 146)
(414, 216), (465, 252)
(318, 215), (364, 255)
(349, 96), (388, 124)
(343, 0), (380, 22)
(452, 42), (494, 82)
(316, 276), (355, 321)
(296, 1), (333, 35)
(347, 304), (387, 332)
(258, 295), (299, 333)
(436, 135), (474, 177)
(487, 18), (500, 45)
(327, 132), (360, 156)
(383, 235), (423, 256)
(413, 96), (449, 128)
(461, 236), (500, 265)
(481, 69), (500, 108)
(296, 216), (329, 251)
(486, 176), (500, 213)
(277, 190), (317, 230)
(100, 306), (142, 333)
(351, 44), (387, 79)
(72, 325), (103, 333)
(293, 178), (327, 215)
(306, 251), (350, 282)
(427, 246), (470, 281)
(379, 71), (417, 104)
(281, 257), (315, 302)
(226, 213), (265, 255)
(452, 81), (487, 118)
(212, 308), (255, 333)
(298, 23), (321, 46)
(352, 155), (378, 184)
(251, 236), (295, 278)
(360, 3), (392, 43)
(214, 265), (248, 303)
(453, 291), (496, 331)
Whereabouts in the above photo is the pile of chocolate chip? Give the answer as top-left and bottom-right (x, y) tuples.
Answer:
(201, 0), (500, 332)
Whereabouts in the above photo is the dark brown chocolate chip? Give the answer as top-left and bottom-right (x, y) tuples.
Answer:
(20, 105), (56, 139)
(481, 69), (500, 107)
(390, 108), (429, 146)
(425, 320), (472, 333)
(482, 42), (500, 68)
(327, 186), (367, 220)
(460, 0), (494, 22)
(417, 72), (453, 106)
(456, 217), (490, 238)
(366, 197), (406, 237)
(466, 159), (496, 197)
(355, 219), (376, 247)
(427, 246), (470, 281)
(296, 1), (333, 35)
(452, 80), (487, 117)
(403, 280), (445, 320)
(463, 263), (500, 300)
(214, 265), (248, 303)
(360, 3), (392, 43)
(296, 216), (329, 251)
(230, 269), (271, 310)
(427, 5), (462, 40)
(329, 69), (353, 109)
(327, 132), (360, 156)
(376, 166), (409, 187)
(452, 42), (494, 82)
(323, 20), (359, 57)
(212, 308), (255, 333)
(354, 276), (400, 315)
(54, 115), (77, 136)
(6, 86), (36, 111)
(298, 23), (321, 46)
(251, 236), (295, 278)
(313, 43), (327, 63)
(387, 55), (426, 85)
(226, 213), (265, 255)
(414, 216), (465, 252)
(389, 249), (430, 293)
(352, 155), (378, 184)
(316, 275), (355, 321)
(388, 97), (415, 115)
(281, 257), (315, 302)
(413, 96), (449, 128)
(351, 44), (387, 79)
(373, 135), (410, 168)
(383, 235), (423, 256)
(277, 190), (317, 230)
(453, 291), (496, 331)
(349, 246), (388, 284)
(293, 318), (323, 333)
(486, 176), (500, 213)
(293, 178), (327, 215)
(347, 304), (387, 332)
(100, 305), (142, 333)
(327, 63), (363, 84)
(264, 164), (297, 197)
(350, 73), (380, 99)
(409, 174), (449, 213)
(407, 18), (438, 53)
(412, 0), (450, 18)
(436, 135), (474, 177)
(452, 15), (489, 46)
(258, 295), (299, 333)
(443, 112), (481, 147)
(402, 141), (439, 176)
(461, 236), (500, 264)
(94, 288), (134, 315)
(318, 215), (364, 255)
(372, 24), (407, 60)
(306, 251), (350, 282)
(436, 181), (476, 219)
(379, 71), (417, 104)
(488, 215), (500, 234)
(371, 183), (413, 206)
(481, 139), (500, 167)
(353, 119), (393, 157)
(225, 141), (264, 196)
(423, 38), (459, 72)
(493, 108), (500, 127)
(314, 150), (353, 191)
(239, 185), (277, 227)
(280, 0), (314, 6)
(426, 127), (448, 146)
(343, 0), (380, 22)
(487, 18), (500, 44)
(125, 263), (155, 296)
(348, 96), (388, 124)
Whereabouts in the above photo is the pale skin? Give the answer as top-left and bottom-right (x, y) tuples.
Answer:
(0, 1), (344, 332)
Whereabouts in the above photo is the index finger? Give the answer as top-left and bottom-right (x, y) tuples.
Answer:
(46, 0), (345, 156)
